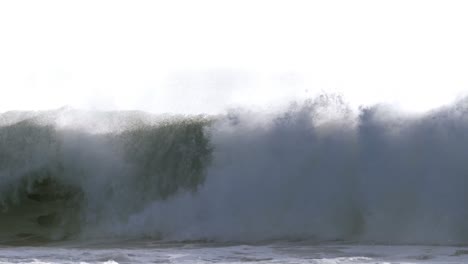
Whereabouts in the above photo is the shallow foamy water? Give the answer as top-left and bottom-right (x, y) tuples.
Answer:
(2, 242), (468, 264)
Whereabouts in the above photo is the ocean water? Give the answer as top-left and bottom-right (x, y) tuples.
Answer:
(2, 242), (468, 263)
(3, 95), (468, 262)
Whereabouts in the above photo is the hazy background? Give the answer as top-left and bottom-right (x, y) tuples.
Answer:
(1, 0), (467, 114)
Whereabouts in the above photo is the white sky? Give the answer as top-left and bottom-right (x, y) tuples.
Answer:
(0, 0), (467, 114)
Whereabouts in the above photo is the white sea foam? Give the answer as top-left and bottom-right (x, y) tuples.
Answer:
(1, 243), (468, 263)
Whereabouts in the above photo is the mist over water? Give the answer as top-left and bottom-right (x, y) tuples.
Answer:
(2, 95), (468, 245)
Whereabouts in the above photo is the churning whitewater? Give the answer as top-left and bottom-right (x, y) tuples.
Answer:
(2, 95), (468, 245)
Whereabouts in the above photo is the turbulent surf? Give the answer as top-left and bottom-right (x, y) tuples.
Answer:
(2, 95), (468, 245)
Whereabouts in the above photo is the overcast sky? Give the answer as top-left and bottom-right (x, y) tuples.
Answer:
(1, 0), (467, 114)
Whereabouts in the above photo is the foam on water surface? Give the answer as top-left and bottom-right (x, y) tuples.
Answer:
(2, 243), (468, 264)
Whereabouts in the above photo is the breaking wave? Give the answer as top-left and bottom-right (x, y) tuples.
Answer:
(2, 95), (468, 245)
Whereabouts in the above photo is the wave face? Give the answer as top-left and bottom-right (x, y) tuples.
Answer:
(0, 110), (212, 242)
(2, 96), (468, 245)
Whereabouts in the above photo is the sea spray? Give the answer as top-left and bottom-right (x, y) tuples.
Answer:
(2, 96), (468, 245)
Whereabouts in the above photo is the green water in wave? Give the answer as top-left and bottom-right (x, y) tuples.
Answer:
(0, 116), (213, 242)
